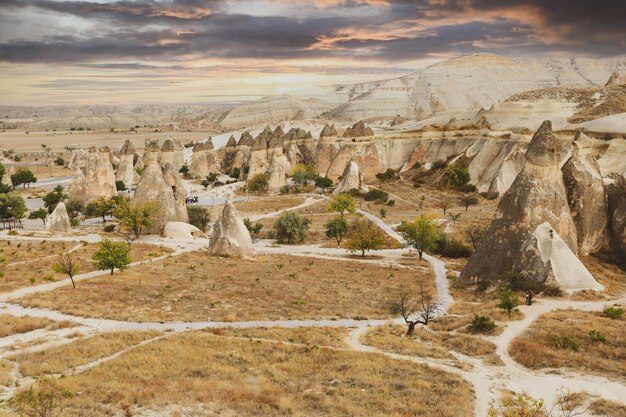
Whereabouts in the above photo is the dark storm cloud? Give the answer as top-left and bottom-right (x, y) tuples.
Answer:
(0, 0), (624, 65)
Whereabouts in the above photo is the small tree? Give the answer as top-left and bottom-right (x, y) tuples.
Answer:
(497, 286), (519, 317)
(179, 164), (190, 178)
(397, 216), (442, 260)
(439, 196), (452, 215)
(460, 195), (478, 211)
(444, 165), (471, 189)
(314, 175), (333, 191)
(92, 239), (131, 275)
(389, 284), (441, 336)
(243, 217), (263, 242)
(291, 163), (316, 185)
(0, 192), (27, 219)
(86, 197), (115, 223)
(187, 206), (211, 232)
(247, 173), (269, 195)
(11, 169), (37, 189)
(52, 253), (81, 288)
(200, 178), (211, 189)
(325, 215), (348, 246)
(328, 194), (356, 216)
(448, 212), (461, 225)
(379, 207), (387, 218)
(206, 172), (218, 183)
(112, 199), (157, 245)
(115, 180), (127, 191)
(28, 208), (48, 225)
(273, 212), (311, 244)
(7, 377), (73, 417)
(42, 185), (68, 213)
(346, 217), (386, 257)
(465, 225), (485, 250)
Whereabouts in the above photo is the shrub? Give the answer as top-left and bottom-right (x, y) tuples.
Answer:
(364, 189), (388, 202)
(542, 284), (563, 297)
(457, 183), (477, 193)
(230, 167), (240, 178)
(54, 157), (65, 166)
(375, 168), (397, 181)
(103, 224), (116, 233)
(433, 235), (472, 258)
(505, 270), (543, 292)
(545, 333), (581, 351)
(467, 314), (496, 334)
(497, 286), (519, 317)
(387, 199), (395, 207)
(273, 212), (311, 244)
(247, 173), (269, 195)
(431, 160), (447, 170)
(588, 329), (606, 343)
(115, 180), (127, 191)
(279, 185), (291, 195)
(603, 306), (624, 320)
(444, 165), (471, 189)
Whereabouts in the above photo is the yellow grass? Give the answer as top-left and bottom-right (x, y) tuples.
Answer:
(0, 314), (73, 338)
(20, 252), (434, 322)
(509, 310), (625, 380)
(210, 326), (350, 348)
(364, 324), (496, 360)
(2, 242), (171, 292)
(0, 359), (12, 387)
(11, 331), (162, 378)
(234, 195), (305, 214)
(589, 399), (626, 417)
(31, 332), (474, 417)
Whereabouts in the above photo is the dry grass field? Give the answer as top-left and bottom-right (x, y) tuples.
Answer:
(363, 324), (496, 361)
(509, 310), (625, 380)
(210, 326), (350, 348)
(11, 331), (162, 377)
(234, 196), (306, 215)
(26, 331), (474, 417)
(1, 242), (172, 292)
(0, 314), (73, 338)
(590, 399), (626, 417)
(19, 251), (434, 322)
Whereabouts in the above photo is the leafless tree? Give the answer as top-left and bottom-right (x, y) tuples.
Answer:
(52, 253), (81, 288)
(448, 212), (461, 225)
(389, 284), (441, 336)
(465, 225), (485, 250)
(439, 197), (452, 215)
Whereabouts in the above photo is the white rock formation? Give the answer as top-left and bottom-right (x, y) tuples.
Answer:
(46, 202), (71, 233)
(333, 160), (368, 195)
(208, 200), (256, 258)
(68, 147), (116, 203)
(533, 222), (603, 292)
(163, 222), (205, 240)
(267, 154), (289, 191)
(115, 139), (139, 189)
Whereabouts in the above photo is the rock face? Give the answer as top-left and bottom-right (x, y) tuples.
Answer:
(319, 124), (338, 138)
(162, 163), (189, 224)
(159, 139), (185, 171)
(190, 141), (220, 178)
(343, 120), (373, 138)
(267, 154), (289, 191)
(460, 121), (598, 290)
(68, 147), (117, 203)
(562, 132), (608, 255)
(46, 202), (71, 233)
(163, 222), (205, 240)
(208, 200), (256, 258)
(134, 161), (187, 233)
(333, 160), (368, 195)
(115, 139), (139, 189)
(605, 173), (626, 256)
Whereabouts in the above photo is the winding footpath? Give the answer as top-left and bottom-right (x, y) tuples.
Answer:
(0, 198), (624, 416)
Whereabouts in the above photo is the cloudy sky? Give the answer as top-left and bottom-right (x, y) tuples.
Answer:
(0, 0), (624, 106)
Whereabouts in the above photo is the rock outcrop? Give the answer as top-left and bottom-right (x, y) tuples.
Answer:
(190, 141), (220, 179)
(68, 146), (116, 203)
(319, 123), (338, 138)
(134, 161), (187, 232)
(115, 139), (139, 189)
(46, 202), (71, 233)
(159, 139), (185, 171)
(163, 222), (205, 240)
(562, 132), (608, 255)
(208, 200), (256, 258)
(460, 121), (600, 291)
(333, 160), (368, 195)
(605, 173), (626, 256)
(343, 120), (373, 138)
(162, 163), (189, 224)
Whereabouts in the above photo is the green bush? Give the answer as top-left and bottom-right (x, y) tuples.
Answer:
(603, 306), (624, 320)
(467, 314), (496, 334)
(54, 157), (65, 166)
(444, 165), (471, 189)
(588, 330), (606, 343)
(103, 224), (116, 233)
(115, 180), (127, 191)
(375, 168), (397, 181)
(434, 235), (472, 258)
(364, 189), (388, 202)
(431, 160), (447, 170)
(545, 333), (581, 351)
(272, 212), (311, 244)
(230, 167), (241, 179)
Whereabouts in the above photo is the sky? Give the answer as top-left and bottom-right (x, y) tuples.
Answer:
(0, 0), (624, 106)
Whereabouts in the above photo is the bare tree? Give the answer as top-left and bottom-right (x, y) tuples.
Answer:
(465, 225), (485, 250)
(448, 212), (461, 225)
(52, 253), (81, 289)
(439, 197), (452, 215)
(389, 284), (441, 336)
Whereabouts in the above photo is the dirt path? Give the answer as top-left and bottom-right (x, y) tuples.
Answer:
(0, 198), (624, 416)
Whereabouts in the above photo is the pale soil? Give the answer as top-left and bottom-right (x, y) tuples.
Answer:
(509, 310), (626, 381)
(18, 251), (434, 322)
(51, 332), (475, 417)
